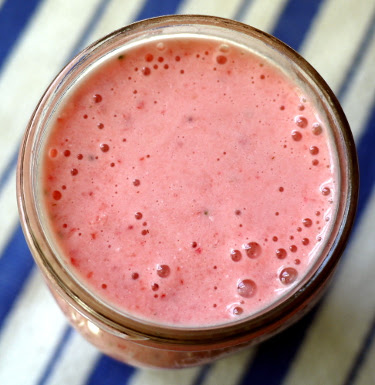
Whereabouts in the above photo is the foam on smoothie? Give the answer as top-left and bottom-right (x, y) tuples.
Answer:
(41, 37), (337, 326)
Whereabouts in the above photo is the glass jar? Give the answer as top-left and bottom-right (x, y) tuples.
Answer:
(17, 15), (358, 369)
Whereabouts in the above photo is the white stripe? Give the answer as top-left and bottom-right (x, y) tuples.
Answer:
(341, 29), (375, 141)
(0, 270), (67, 385)
(202, 348), (255, 385)
(354, 334), (375, 385)
(44, 332), (100, 385)
(0, 0), (6, 11)
(301, 0), (375, 93)
(178, 0), (243, 18)
(87, 0), (147, 44)
(0, 0), (104, 178)
(129, 366), (201, 385)
(242, 0), (289, 33)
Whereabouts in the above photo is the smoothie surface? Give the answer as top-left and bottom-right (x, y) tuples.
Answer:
(41, 36), (336, 326)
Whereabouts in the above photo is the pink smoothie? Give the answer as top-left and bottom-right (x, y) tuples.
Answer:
(41, 37), (336, 326)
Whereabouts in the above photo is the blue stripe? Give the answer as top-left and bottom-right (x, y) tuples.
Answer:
(84, 355), (135, 385)
(0, 149), (18, 193)
(351, 105), (375, 216)
(0, 225), (34, 329)
(192, 364), (212, 385)
(37, 327), (73, 385)
(0, 0), (42, 71)
(133, 0), (181, 21)
(234, 0), (254, 22)
(343, 312), (375, 385)
(272, 0), (324, 50)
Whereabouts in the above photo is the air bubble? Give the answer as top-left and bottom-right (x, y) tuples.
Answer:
(100, 144), (110, 152)
(64, 150), (71, 157)
(151, 283), (159, 291)
(289, 245), (297, 252)
(312, 123), (322, 135)
(321, 187), (331, 196)
(49, 148), (58, 158)
(135, 212), (143, 220)
(294, 115), (308, 128)
(156, 264), (170, 278)
(279, 267), (298, 285)
(302, 238), (310, 245)
(230, 249), (242, 262)
(309, 146), (319, 155)
(97, 123), (104, 129)
(133, 179), (141, 187)
(237, 279), (257, 298)
(131, 272), (139, 280)
(276, 248), (287, 259)
(71, 168), (78, 176)
(142, 67), (151, 76)
(243, 242), (261, 258)
(145, 53), (153, 62)
(93, 94), (102, 103)
(156, 42), (165, 51)
(52, 191), (62, 200)
(233, 306), (243, 316)
(291, 130), (302, 141)
(302, 218), (312, 227)
(216, 55), (227, 64)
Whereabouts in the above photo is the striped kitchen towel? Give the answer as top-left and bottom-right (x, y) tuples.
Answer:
(0, 0), (374, 384)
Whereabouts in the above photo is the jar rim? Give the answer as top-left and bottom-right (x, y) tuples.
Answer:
(17, 14), (359, 347)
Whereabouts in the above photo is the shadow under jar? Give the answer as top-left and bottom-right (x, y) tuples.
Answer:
(17, 15), (358, 369)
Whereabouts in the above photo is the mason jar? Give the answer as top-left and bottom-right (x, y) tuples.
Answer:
(17, 15), (359, 369)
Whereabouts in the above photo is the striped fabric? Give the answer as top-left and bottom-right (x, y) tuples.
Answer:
(0, 0), (374, 384)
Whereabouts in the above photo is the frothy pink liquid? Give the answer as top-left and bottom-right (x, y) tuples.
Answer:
(42, 37), (336, 326)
